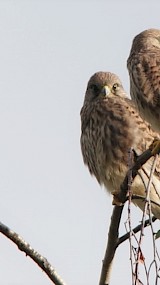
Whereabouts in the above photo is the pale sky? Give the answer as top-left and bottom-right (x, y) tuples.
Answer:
(0, 1), (160, 285)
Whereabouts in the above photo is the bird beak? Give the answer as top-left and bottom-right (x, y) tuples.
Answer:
(101, 85), (111, 97)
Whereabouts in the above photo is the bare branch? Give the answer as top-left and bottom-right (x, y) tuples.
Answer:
(146, 155), (160, 284)
(0, 149), (156, 285)
(127, 149), (135, 284)
(99, 205), (124, 285)
(99, 148), (157, 285)
(135, 154), (158, 283)
(117, 216), (157, 246)
(0, 222), (67, 285)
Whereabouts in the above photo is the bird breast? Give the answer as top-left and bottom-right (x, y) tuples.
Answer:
(80, 98), (143, 193)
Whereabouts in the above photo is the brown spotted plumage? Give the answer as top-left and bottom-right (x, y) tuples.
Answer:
(80, 71), (160, 218)
(127, 28), (160, 132)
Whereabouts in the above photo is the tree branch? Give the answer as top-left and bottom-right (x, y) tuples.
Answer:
(99, 148), (155, 285)
(99, 205), (124, 285)
(0, 149), (156, 285)
(117, 216), (157, 246)
(0, 222), (67, 285)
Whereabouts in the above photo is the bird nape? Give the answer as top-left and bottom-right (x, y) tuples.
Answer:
(80, 71), (160, 219)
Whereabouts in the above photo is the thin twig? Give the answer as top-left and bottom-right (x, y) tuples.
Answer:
(146, 154), (160, 284)
(127, 149), (135, 285)
(135, 154), (158, 284)
(117, 216), (157, 246)
(0, 222), (67, 285)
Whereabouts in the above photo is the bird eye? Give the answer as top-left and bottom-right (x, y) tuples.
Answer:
(112, 83), (119, 90)
(90, 84), (99, 94)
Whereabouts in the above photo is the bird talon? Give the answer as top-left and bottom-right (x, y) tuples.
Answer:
(149, 138), (160, 155)
(112, 191), (124, 206)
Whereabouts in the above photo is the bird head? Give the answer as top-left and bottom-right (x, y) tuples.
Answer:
(83, 71), (127, 103)
(129, 28), (160, 54)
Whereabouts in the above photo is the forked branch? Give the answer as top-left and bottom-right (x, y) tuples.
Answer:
(0, 148), (158, 285)
(99, 148), (157, 285)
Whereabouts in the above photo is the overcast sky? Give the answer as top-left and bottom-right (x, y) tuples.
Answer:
(0, 1), (160, 285)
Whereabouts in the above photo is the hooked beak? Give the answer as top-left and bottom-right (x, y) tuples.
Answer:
(101, 85), (111, 97)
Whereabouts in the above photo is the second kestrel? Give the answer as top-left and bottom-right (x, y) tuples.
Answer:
(127, 28), (160, 132)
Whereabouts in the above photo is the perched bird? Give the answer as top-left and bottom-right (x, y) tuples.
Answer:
(80, 71), (160, 219)
(127, 28), (160, 132)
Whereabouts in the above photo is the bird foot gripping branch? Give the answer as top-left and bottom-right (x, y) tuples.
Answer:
(149, 138), (160, 155)
(112, 190), (125, 206)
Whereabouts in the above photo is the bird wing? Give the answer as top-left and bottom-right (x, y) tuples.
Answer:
(128, 52), (160, 107)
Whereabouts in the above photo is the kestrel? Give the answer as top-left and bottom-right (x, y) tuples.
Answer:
(80, 71), (160, 219)
(127, 28), (160, 132)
